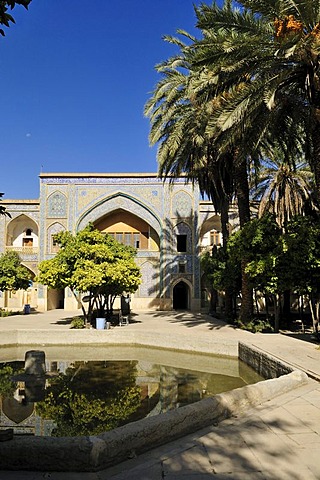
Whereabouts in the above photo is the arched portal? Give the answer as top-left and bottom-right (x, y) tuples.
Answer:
(6, 214), (39, 250)
(47, 288), (65, 310)
(4, 265), (35, 310)
(94, 209), (160, 251)
(173, 281), (189, 310)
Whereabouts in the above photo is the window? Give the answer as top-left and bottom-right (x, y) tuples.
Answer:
(177, 234), (187, 252)
(23, 238), (33, 247)
(124, 233), (131, 246)
(179, 262), (186, 273)
(23, 228), (33, 247)
(210, 231), (221, 247)
(107, 231), (149, 249)
(51, 236), (60, 253)
(133, 233), (140, 249)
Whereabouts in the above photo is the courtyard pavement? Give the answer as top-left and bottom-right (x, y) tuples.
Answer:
(1, 309), (320, 479)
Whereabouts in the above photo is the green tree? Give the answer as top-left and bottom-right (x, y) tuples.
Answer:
(36, 225), (141, 324)
(0, 1), (31, 37)
(144, 35), (234, 249)
(227, 215), (284, 331)
(36, 361), (141, 436)
(0, 193), (10, 217)
(145, 28), (254, 322)
(0, 250), (30, 292)
(201, 245), (241, 319)
(252, 153), (318, 228)
(282, 215), (320, 333)
(193, 0), (320, 201)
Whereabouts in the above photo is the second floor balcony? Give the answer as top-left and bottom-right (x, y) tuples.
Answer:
(6, 245), (39, 257)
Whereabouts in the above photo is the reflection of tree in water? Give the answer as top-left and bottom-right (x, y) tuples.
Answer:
(0, 363), (24, 397)
(36, 361), (141, 437)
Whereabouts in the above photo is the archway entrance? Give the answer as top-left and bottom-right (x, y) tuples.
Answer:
(173, 281), (189, 310)
(47, 288), (64, 310)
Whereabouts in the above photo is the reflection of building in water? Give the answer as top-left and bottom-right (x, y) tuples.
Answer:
(135, 362), (206, 416)
(0, 392), (55, 436)
(0, 173), (239, 313)
(0, 358), (248, 436)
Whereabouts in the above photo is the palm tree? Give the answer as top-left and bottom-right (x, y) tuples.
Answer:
(145, 34), (235, 247)
(0, 1), (31, 37)
(145, 32), (254, 321)
(252, 155), (318, 228)
(0, 193), (10, 217)
(193, 0), (320, 201)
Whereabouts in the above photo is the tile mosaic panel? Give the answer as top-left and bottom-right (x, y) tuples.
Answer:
(139, 261), (159, 298)
(47, 192), (67, 218)
(171, 190), (193, 218)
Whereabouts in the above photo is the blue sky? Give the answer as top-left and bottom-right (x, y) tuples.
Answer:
(1, 0), (206, 199)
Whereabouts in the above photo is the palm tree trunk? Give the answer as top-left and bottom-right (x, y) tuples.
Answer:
(311, 111), (320, 203)
(220, 197), (230, 248)
(220, 196), (234, 319)
(234, 155), (253, 323)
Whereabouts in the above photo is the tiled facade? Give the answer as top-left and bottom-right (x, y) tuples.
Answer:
(0, 173), (233, 312)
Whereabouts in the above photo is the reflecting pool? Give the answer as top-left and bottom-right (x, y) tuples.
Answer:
(0, 346), (263, 437)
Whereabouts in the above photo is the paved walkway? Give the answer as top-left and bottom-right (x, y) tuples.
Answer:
(1, 310), (320, 479)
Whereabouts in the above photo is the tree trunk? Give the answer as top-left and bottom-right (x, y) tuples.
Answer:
(220, 196), (234, 320)
(234, 154), (253, 323)
(309, 296), (319, 334)
(209, 287), (218, 313)
(220, 197), (230, 248)
(311, 111), (320, 203)
(273, 293), (280, 333)
(282, 290), (291, 321)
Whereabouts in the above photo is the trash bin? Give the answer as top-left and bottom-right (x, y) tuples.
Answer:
(24, 304), (31, 315)
(105, 321), (111, 330)
(96, 317), (105, 330)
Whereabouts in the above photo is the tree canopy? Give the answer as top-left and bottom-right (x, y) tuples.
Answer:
(0, 1), (31, 36)
(145, 0), (320, 325)
(0, 193), (10, 217)
(36, 225), (141, 323)
(0, 250), (30, 292)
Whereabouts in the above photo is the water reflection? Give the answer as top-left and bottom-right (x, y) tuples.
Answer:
(0, 353), (262, 437)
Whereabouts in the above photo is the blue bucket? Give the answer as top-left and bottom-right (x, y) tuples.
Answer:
(96, 318), (105, 330)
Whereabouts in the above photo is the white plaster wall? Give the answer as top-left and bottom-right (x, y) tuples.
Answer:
(12, 231), (39, 247)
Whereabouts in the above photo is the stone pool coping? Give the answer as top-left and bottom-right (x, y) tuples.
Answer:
(0, 328), (311, 472)
(0, 328), (239, 357)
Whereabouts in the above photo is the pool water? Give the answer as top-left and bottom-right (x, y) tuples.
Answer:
(0, 347), (263, 437)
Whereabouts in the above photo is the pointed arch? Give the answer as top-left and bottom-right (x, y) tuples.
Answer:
(139, 261), (159, 298)
(172, 279), (191, 310)
(172, 190), (193, 218)
(76, 192), (162, 237)
(47, 191), (67, 218)
(47, 222), (66, 254)
(6, 214), (39, 248)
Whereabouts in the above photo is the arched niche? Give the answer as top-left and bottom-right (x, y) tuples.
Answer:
(77, 193), (162, 239)
(6, 214), (39, 248)
(139, 261), (159, 297)
(47, 191), (67, 218)
(94, 209), (160, 251)
(47, 222), (66, 254)
(199, 215), (223, 250)
(172, 190), (193, 218)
